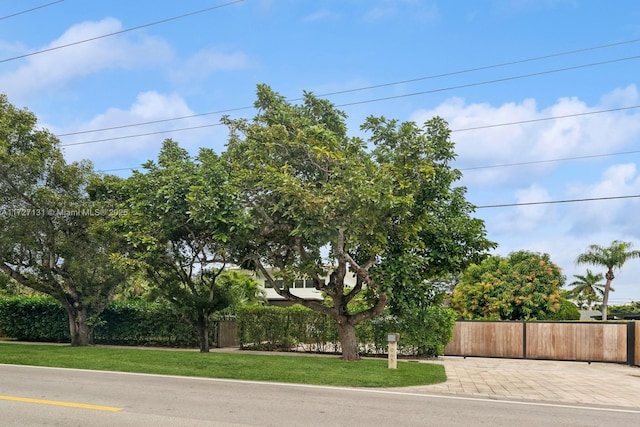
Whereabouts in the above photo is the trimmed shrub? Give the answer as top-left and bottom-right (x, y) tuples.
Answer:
(543, 298), (581, 321)
(93, 300), (201, 347)
(237, 305), (337, 352)
(237, 304), (456, 357)
(0, 296), (210, 347)
(0, 295), (68, 342)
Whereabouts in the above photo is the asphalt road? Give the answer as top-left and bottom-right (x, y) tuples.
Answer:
(1, 364), (639, 426)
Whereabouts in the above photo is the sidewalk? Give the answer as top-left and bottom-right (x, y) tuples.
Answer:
(5, 341), (639, 409)
(406, 356), (640, 409)
(212, 346), (640, 408)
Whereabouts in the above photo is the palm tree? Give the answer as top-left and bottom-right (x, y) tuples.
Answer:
(576, 240), (640, 320)
(568, 269), (605, 309)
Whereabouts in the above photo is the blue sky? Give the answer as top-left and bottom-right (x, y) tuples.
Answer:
(2, 0), (640, 304)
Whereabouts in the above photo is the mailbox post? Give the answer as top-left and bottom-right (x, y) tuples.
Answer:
(387, 333), (399, 369)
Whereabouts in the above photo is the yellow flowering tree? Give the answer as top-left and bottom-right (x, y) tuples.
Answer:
(452, 251), (565, 320)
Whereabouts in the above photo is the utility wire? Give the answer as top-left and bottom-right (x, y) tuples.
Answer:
(56, 105), (248, 137)
(337, 54), (640, 108)
(461, 149), (640, 171)
(0, 0), (63, 21)
(95, 146), (640, 174)
(0, 0), (243, 64)
(59, 102), (640, 147)
(316, 38), (640, 98)
(58, 54), (640, 144)
(61, 123), (223, 147)
(58, 54), (640, 142)
(476, 194), (640, 209)
(55, 37), (640, 138)
(452, 105), (640, 134)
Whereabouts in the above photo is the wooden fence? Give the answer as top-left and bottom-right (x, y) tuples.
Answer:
(216, 320), (239, 348)
(636, 321), (640, 366)
(445, 321), (639, 366)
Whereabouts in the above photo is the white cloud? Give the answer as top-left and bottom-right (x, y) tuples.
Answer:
(365, 6), (395, 21)
(0, 40), (28, 56)
(170, 48), (251, 82)
(303, 9), (333, 22)
(0, 18), (173, 102)
(490, 184), (553, 233)
(55, 91), (227, 172)
(599, 84), (639, 107)
(426, 87), (640, 302)
(565, 163), (640, 236)
(411, 86), (640, 186)
(365, 0), (439, 22)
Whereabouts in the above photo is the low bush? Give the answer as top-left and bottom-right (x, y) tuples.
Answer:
(1, 296), (456, 356)
(543, 298), (581, 321)
(94, 300), (202, 347)
(0, 296), (208, 346)
(237, 304), (456, 357)
(0, 295), (68, 342)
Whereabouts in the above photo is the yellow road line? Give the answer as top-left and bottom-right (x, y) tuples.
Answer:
(0, 395), (123, 412)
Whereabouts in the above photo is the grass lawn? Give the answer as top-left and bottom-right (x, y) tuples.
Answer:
(0, 342), (445, 388)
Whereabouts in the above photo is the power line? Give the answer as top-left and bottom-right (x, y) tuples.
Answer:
(316, 38), (640, 98)
(460, 150), (640, 171)
(0, 0), (63, 21)
(61, 123), (224, 147)
(96, 167), (134, 173)
(95, 146), (640, 174)
(60, 102), (640, 148)
(337, 54), (640, 108)
(56, 105), (249, 137)
(0, 0), (243, 64)
(55, 37), (640, 138)
(82, 104), (640, 174)
(452, 105), (640, 134)
(476, 194), (640, 209)
(59, 55), (640, 144)
(58, 54), (640, 145)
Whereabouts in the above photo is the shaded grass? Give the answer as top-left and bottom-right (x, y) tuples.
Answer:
(0, 343), (445, 387)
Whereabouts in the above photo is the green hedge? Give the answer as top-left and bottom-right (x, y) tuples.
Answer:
(0, 296), (207, 347)
(0, 295), (68, 342)
(1, 296), (456, 356)
(237, 304), (456, 357)
(94, 300), (203, 347)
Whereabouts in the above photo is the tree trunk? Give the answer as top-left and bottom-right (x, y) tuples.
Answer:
(336, 318), (359, 361)
(601, 270), (614, 321)
(196, 315), (210, 353)
(64, 304), (93, 346)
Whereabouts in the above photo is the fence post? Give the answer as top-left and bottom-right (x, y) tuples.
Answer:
(627, 321), (636, 366)
(522, 321), (527, 359)
(216, 320), (239, 348)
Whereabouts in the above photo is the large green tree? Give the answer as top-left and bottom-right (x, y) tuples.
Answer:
(224, 85), (493, 360)
(576, 240), (640, 321)
(115, 139), (245, 352)
(0, 94), (127, 345)
(452, 250), (565, 320)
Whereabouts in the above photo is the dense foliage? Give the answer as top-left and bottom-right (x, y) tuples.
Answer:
(237, 304), (456, 357)
(543, 297), (581, 320)
(608, 301), (640, 314)
(1, 89), (491, 359)
(0, 296), (211, 346)
(112, 140), (250, 352)
(225, 85), (493, 360)
(0, 94), (127, 345)
(0, 295), (68, 341)
(452, 250), (566, 320)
